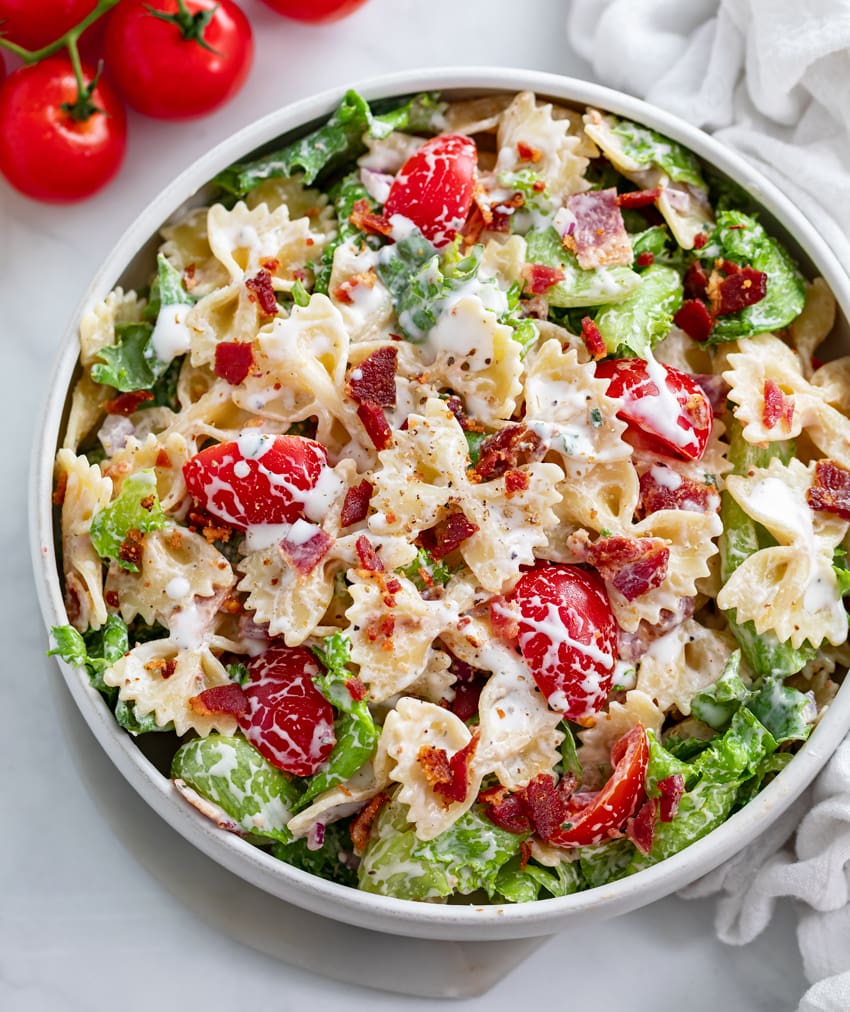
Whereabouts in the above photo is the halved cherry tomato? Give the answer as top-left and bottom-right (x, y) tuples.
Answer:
(259, 0), (369, 22)
(383, 134), (477, 247)
(0, 56), (126, 202)
(238, 645), (336, 777)
(549, 724), (649, 847)
(595, 357), (712, 461)
(105, 0), (253, 119)
(0, 0), (97, 48)
(183, 434), (330, 529)
(507, 564), (618, 722)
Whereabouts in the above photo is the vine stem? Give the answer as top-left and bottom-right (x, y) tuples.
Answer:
(0, 0), (122, 64)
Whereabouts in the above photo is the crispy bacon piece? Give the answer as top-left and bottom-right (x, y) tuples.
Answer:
(333, 269), (377, 307)
(684, 261), (709, 300)
(349, 198), (392, 237)
(523, 774), (568, 841)
(636, 251), (654, 267)
(105, 390), (154, 415)
(710, 265), (767, 316)
(347, 346), (398, 407)
(474, 423), (544, 480)
(807, 459), (850, 520)
(638, 467), (719, 517)
(118, 528), (144, 568)
(340, 479), (373, 527)
(144, 656), (177, 680)
(565, 188), (632, 270)
(350, 791), (390, 853)
(504, 469), (530, 496)
(450, 677), (486, 722)
(417, 735), (478, 805)
(521, 262), (565, 295)
(245, 269), (278, 316)
(187, 506), (233, 544)
(214, 341), (254, 385)
(658, 774), (685, 823)
(693, 232), (707, 249)
(189, 683), (249, 717)
(762, 379), (795, 433)
(355, 534), (384, 573)
(346, 677), (367, 702)
(580, 315), (607, 360)
(516, 140), (542, 163)
(626, 797), (658, 855)
(357, 400), (393, 450)
(616, 187), (660, 208)
(674, 299), (714, 342)
(430, 511), (479, 560)
(586, 535), (670, 602)
(280, 527), (334, 575)
(485, 790), (531, 834)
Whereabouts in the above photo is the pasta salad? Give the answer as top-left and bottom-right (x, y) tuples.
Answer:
(50, 88), (850, 903)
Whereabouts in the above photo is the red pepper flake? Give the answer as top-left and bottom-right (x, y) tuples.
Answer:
(346, 677), (367, 702)
(762, 379), (795, 433)
(626, 797), (658, 854)
(350, 791), (390, 853)
(189, 683), (249, 717)
(657, 774), (685, 823)
(504, 468), (530, 496)
(474, 423), (544, 480)
(347, 346), (398, 407)
(684, 260), (709, 300)
(674, 299), (714, 343)
(521, 262), (565, 295)
(280, 527), (334, 576)
(516, 140), (542, 163)
(214, 341), (254, 385)
(245, 269), (278, 316)
(638, 468), (719, 517)
(616, 187), (660, 208)
(711, 266), (767, 316)
(355, 534), (384, 573)
(340, 479), (373, 527)
(357, 400), (393, 450)
(580, 315), (607, 360)
(104, 390), (154, 415)
(807, 459), (850, 520)
(430, 510), (479, 560)
(636, 251), (655, 267)
(350, 198), (392, 237)
(693, 232), (707, 249)
(586, 535), (670, 602)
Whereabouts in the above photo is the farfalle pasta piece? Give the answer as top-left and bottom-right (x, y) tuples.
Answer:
(358, 131), (424, 172)
(185, 281), (264, 369)
(577, 690), (664, 789)
(402, 649), (454, 704)
(811, 357), (850, 415)
(327, 242), (394, 343)
(159, 206), (230, 298)
(478, 234), (529, 289)
(102, 640), (237, 736)
(550, 459), (640, 541)
(56, 449), (113, 632)
(717, 458), (849, 648)
(100, 432), (191, 514)
(62, 374), (111, 453)
(79, 288), (145, 367)
(790, 278), (835, 379)
(244, 174), (333, 227)
(443, 94), (513, 135)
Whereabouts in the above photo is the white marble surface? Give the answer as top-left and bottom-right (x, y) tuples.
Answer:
(0, 0), (811, 1007)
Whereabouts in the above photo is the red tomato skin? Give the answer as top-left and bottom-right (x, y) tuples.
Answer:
(0, 57), (126, 202)
(509, 564), (619, 722)
(595, 357), (713, 462)
(183, 435), (330, 529)
(384, 134), (478, 247)
(259, 0), (369, 21)
(238, 645), (336, 777)
(105, 0), (253, 119)
(550, 724), (649, 847)
(0, 0), (96, 48)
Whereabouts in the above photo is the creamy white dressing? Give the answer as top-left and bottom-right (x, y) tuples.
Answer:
(165, 576), (191, 600)
(150, 302), (193, 363)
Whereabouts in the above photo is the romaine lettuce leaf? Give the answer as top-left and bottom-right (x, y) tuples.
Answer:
(690, 650), (750, 731)
(89, 469), (168, 571)
(396, 547), (453, 592)
(50, 615), (128, 695)
(90, 322), (159, 392)
(576, 838), (634, 889)
(494, 855), (581, 903)
(594, 263), (683, 358)
(644, 729), (694, 796)
(609, 117), (706, 188)
(312, 172), (380, 296)
(747, 677), (816, 744)
(525, 227), (641, 308)
(273, 822), (358, 888)
(691, 707), (777, 784)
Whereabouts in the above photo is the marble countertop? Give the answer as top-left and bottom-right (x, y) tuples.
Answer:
(0, 0), (811, 1007)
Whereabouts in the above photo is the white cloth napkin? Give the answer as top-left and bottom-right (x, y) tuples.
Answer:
(566, 2), (850, 1008)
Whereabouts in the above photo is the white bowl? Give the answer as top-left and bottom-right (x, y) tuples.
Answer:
(30, 67), (850, 942)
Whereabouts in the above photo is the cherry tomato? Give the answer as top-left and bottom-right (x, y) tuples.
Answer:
(549, 724), (649, 847)
(183, 434), (330, 529)
(595, 357), (712, 461)
(105, 0), (253, 119)
(259, 0), (369, 21)
(383, 134), (478, 247)
(0, 0), (96, 49)
(508, 564), (619, 723)
(0, 57), (126, 202)
(238, 645), (336, 777)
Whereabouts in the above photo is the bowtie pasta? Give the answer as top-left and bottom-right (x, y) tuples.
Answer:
(50, 88), (850, 904)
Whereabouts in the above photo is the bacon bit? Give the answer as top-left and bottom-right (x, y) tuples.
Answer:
(674, 299), (714, 342)
(504, 469), (530, 497)
(524, 774), (568, 841)
(347, 346), (398, 407)
(516, 140), (542, 163)
(334, 269), (378, 307)
(245, 269), (278, 316)
(155, 449), (172, 468)
(105, 390), (154, 415)
(488, 191), (524, 232)
(105, 589), (120, 608)
(451, 679), (485, 723)
(638, 468), (719, 518)
(807, 459), (850, 520)
(460, 204), (488, 246)
(444, 395), (486, 434)
(214, 341), (254, 385)
(636, 251), (654, 267)
(53, 471), (68, 506)
(341, 479), (373, 527)
(419, 735), (479, 806)
(684, 261), (709, 300)
(346, 677), (367, 702)
(417, 745), (451, 787)
(762, 379), (795, 433)
(144, 656), (177, 680)
(486, 790), (531, 834)
(280, 527), (334, 576)
(693, 232), (708, 249)
(350, 791), (390, 854)
(187, 507), (232, 544)
(580, 315), (607, 360)
(118, 528), (144, 568)
(626, 797), (658, 855)
(430, 511), (479, 560)
(489, 595), (520, 641)
(519, 840), (533, 869)
(461, 191), (524, 246)
(586, 535), (670, 602)
(366, 614), (395, 643)
(710, 266), (767, 316)
(357, 400), (393, 450)
(521, 262), (565, 295)
(189, 683), (249, 718)
(139, 494), (156, 512)
(657, 774), (685, 823)
(349, 198), (392, 237)
(355, 534), (384, 573)
(475, 423), (544, 480)
(616, 187), (660, 208)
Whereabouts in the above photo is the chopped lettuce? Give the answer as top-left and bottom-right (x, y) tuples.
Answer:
(89, 469), (167, 571)
(609, 117), (706, 189)
(91, 322), (159, 392)
(464, 429), (487, 466)
(501, 281), (539, 355)
(558, 721), (583, 782)
(273, 822), (358, 888)
(747, 677), (816, 745)
(172, 736), (301, 843)
(494, 855), (581, 903)
(312, 171), (379, 296)
(525, 227), (641, 308)
(576, 838), (634, 889)
(644, 729), (694, 795)
(691, 707), (777, 784)
(690, 650), (750, 731)
(630, 225), (670, 260)
(397, 547), (453, 592)
(594, 263), (683, 357)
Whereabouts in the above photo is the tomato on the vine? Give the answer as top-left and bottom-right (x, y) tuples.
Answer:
(259, 0), (369, 22)
(0, 56), (126, 202)
(0, 0), (97, 49)
(105, 0), (253, 119)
